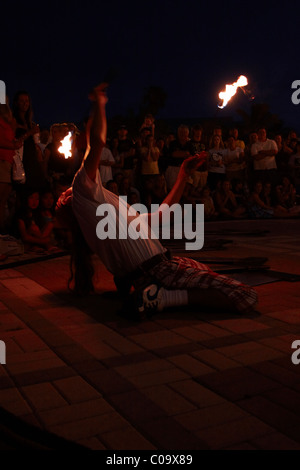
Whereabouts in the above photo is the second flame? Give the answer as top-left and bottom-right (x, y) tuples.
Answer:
(218, 75), (248, 109)
(58, 131), (73, 159)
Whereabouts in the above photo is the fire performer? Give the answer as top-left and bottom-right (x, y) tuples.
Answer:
(56, 84), (258, 319)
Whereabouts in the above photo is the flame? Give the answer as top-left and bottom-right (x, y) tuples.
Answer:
(218, 75), (248, 109)
(58, 131), (73, 159)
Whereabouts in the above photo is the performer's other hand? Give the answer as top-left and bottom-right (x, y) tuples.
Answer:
(179, 152), (207, 179)
(88, 82), (109, 104)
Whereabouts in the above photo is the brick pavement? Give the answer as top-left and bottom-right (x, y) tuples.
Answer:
(0, 219), (300, 450)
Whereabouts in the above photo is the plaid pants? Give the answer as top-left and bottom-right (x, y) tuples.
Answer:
(147, 256), (258, 314)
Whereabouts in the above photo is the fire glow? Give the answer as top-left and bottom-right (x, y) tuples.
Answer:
(218, 75), (248, 109)
(58, 131), (73, 159)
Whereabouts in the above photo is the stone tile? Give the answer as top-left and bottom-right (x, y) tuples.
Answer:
(167, 354), (215, 376)
(1, 278), (51, 298)
(77, 437), (107, 450)
(0, 269), (25, 279)
(114, 358), (171, 378)
(238, 396), (300, 431)
(153, 343), (202, 358)
(21, 382), (68, 411)
(102, 336), (143, 355)
(262, 387), (300, 415)
(193, 322), (233, 338)
(195, 416), (274, 449)
(6, 356), (66, 375)
(53, 376), (102, 403)
(224, 442), (257, 450)
(251, 432), (300, 450)
(39, 398), (114, 426)
(142, 384), (197, 416)
(171, 326), (214, 342)
(169, 380), (225, 408)
(84, 369), (134, 396)
(129, 330), (189, 349)
(101, 426), (156, 450)
(127, 367), (189, 389)
(212, 318), (269, 334)
(54, 344), (98, 363)
(200, 334), (250, 349)
(249, 361), (300, 388)
(101, 351), (156, 368)
(6, 349), (57, 365)
(78, 340), (121, 360)
(191, 349), (240, 371)
(231, 347), (284, 366)
(142, 416), (209, 450)
(175, 402), (248, 431)
(0, 387), (33, 416)
(49, 412), (129, 441)
(2, 338), (23, 356)
(0, 374), (14, 390)
(215, 341), (267, 358)
(109, 390), (165, 424)
(267, 309), (300, 324)
(195, 367), (279, 401)
(13, 367), (76, 387)
(9, 330), (49, 352)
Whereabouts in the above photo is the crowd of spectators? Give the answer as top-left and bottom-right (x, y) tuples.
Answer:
(1, 90), (300, 256)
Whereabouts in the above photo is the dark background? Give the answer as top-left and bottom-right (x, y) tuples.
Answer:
(1, 0), (300, 133)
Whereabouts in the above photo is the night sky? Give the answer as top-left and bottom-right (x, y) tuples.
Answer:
(2, 0), (300, 132)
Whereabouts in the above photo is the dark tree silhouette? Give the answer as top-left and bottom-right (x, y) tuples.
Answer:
(139, 86), (167, 118)
(236, 102), (284, 135)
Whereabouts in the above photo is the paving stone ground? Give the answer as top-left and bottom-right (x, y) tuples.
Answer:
(0, 218), (300, 450)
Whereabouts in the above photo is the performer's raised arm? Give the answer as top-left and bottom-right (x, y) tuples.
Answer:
(148, 153), (207, 225)
(162, 153), (207, 206)
(83, 83), (108, 182)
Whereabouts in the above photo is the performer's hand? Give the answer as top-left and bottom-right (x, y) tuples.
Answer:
(88, 82), (109, 104)
(179, 152), (207, 179)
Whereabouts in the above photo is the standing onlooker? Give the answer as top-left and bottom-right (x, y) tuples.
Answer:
(12, 91), (46, 190)
(99, 145), (115, 186)
(190, 124), (208, 191)
(223, 136), (246, 183)
(250, 128), (278, 185)
(139, 114), (155, 137)
(165, 124), (193, 191)
(139, 134), (160, 207)
(283, 130), (298, 157)
(244, 131), (258, 187)
(274, 134), (290, 178)
(207, 134), (226, 190)
(116, 125), (136, 185)
(288, 140), (300, 194)
(227, 127), (245, 150)
(208, 126), (225, 149)
(0, 101), (23, 234)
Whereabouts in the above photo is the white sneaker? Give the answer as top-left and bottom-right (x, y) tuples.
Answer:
(138, 284), (165, 314)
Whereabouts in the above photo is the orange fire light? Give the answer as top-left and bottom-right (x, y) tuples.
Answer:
(218, 75), (248, 109)
(58, 131), (73, 159)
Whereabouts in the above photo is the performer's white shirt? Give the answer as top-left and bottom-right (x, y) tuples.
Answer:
(72, 165), (166, 276)
(99, 147), (115, 184)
